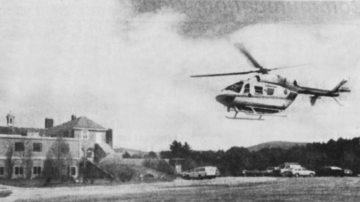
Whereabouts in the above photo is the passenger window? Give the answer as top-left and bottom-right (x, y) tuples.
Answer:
(267, 88), (274, 95)
(254, 86), (263, 95)
(244, 83), (250, 94)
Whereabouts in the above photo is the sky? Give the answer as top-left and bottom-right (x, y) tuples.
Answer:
(0, 0), (360, 151)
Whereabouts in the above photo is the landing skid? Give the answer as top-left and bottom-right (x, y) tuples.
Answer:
(226, 116), (264, 121)
(227, 106), (287, 120)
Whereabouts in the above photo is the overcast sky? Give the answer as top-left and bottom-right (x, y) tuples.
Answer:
(0, 0), (359, 151)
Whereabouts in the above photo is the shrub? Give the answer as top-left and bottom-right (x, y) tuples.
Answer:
(100, 163), (135, 182)
(117, 165), (135, 182)
(142, 159), (175, 176)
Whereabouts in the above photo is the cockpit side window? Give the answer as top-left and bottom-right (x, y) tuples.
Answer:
(225, 81), (243, 93)
(244, 83), (250, 94)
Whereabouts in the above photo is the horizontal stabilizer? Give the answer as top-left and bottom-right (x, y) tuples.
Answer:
(330, 79), (348, 93)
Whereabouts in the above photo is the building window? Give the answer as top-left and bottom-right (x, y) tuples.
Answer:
(70, 130), (75, 138)
(15, 142), (24, 152)
(33, 166), (42, 175)
(15, 167), (24, 175)
(33, 143), (42, 152)
(267, 88), (275, 95)
(0, 167), (4, 176)
(82, 130), (89, 139)
(254, 86), (263, 95)
(63, 131), (69, 138)
(70, 167), (76, 176)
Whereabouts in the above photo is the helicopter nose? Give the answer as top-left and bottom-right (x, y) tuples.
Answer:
(216, 94), (235, 106)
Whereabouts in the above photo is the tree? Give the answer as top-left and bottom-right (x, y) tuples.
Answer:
(145, 151), (158, 159)
(122, 152), (131, 158)
(222, 147), (251, 176)
(169, 140), (192, 158)
(43, 137), (73, 183)
(4, 141), (14, 179)
(160, 150), (172, 159)
(170, 141), (183, 157)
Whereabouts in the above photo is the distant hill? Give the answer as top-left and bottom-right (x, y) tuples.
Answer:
(247, 141), (308, 152)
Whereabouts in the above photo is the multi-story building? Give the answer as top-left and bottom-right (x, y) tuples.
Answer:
(0, 112), (114, 179)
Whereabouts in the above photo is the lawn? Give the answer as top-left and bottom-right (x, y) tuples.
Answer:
(14, 177), (360, 202)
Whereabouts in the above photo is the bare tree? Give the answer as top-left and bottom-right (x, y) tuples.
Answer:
(43, 137), (73, 183)
(15, 140), (33, 179)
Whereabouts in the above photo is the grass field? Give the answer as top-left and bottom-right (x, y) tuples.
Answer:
(11, 177), (360, 202)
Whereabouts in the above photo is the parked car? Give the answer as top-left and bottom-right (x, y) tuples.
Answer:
(243, 170), (262, 177)
(316, 166), (344, 177)
(264, 167), (277, 176)
(181, 166), (220, 179)
(273, 162), (301, 176)
(344, 169), (356, 176)
(290, 167), (315, 177)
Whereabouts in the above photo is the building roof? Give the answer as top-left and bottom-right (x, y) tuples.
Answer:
(44, 116), (107, 135)
(0, 126), (45, 136)
(0, 116), (106, 137)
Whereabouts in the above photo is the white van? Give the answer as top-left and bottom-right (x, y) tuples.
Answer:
(181, 166), (220, 179)
(276, 162), (302, 176)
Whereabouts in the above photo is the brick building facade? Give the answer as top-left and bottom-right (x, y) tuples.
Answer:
(0, 113), (114, 179)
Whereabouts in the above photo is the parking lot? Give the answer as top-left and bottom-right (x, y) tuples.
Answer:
(2, 177), (360, 202)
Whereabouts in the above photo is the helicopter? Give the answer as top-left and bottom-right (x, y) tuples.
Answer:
(191, 44), (351, 120)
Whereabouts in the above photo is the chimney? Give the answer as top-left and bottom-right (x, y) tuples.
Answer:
(71, 115), (77, 121)
(45, 118), (54, 128)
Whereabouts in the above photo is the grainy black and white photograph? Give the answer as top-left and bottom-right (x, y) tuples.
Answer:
(0, 0), (360, 201)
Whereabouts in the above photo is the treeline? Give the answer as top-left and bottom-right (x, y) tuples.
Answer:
(160, 138), (360, 176)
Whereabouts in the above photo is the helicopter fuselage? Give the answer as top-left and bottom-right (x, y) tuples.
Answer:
(216, 75), (298, 115)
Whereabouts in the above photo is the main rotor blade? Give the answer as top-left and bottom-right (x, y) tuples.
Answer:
(235, 43), (264, 70)
(191, 70), (259, 78)
(268, 64), (309, 71)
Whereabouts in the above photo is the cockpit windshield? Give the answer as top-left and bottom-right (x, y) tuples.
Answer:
(224, 81), (244, 93)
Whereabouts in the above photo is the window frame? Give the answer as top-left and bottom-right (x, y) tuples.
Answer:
(244, 83), (250, 94)
(0, 167), (4, 176)
(15, 142), (25, 152)
(70, 166), (77, 176)
(254, 86), (263, 95)
(82, 130), (89, 140)
(15, 166), (24, 175)
(63, 131), (69, 138)
(267, 88), (275, 96)
(70, 130), (75, 138)
(33, 143), (42, 152)
(33, 166), (42, 175)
